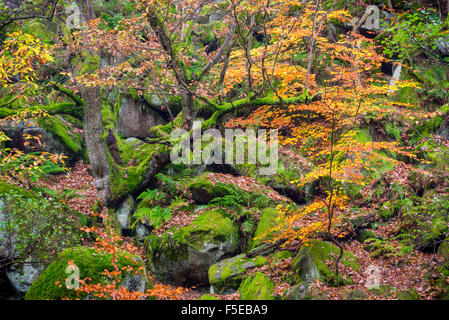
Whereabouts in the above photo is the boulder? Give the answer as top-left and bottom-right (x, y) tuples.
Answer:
(5, 257), (45, 296)
(144, 209), (239, 286)
(250, 208), (279, 248)
(117, 96), (166, 139)
(238, 272), (275, 300)
(1, 116), (83, 162)
(208, 254), (268, 294)
(187, 177), (230, 204)
(283, 281), (328, 300)
(291, 240), (359, 285)
(341, 288), (369, 300)
(115, 195), (135, 235)
(25, 246), (148, 300)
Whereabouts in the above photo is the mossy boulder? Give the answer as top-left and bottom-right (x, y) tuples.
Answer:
(396, 288), (420, 300)
(1, 115), (83, 162)
(341, 288), (369, 300)
(187, 177), (230, 204)
(25, 247), (148, 300)
(250, 208), (279, 248)
(356, 229), (380, 243)
(115, 195), (136, 235)
(239, 272), (275, 300)
(198, 294), (220, 300)
(208, 254), (268, 294)
(378, 201), (398, 222)
(144, 209), (239, 286)
(368, 284), (397, 298)
(291, 240), (360, 285)
(282, 281), (328, 300)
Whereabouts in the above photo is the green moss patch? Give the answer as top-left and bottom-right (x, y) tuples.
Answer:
(209, 254), (268, 294)
(239, 272), (275, 300)
(25, 246), (146, 300)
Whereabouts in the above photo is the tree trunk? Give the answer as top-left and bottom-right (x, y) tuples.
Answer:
(81, 85), (111, 207)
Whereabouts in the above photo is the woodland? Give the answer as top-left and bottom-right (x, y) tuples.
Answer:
(1, 0), (449, 301)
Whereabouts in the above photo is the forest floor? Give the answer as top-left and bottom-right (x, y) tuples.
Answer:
(36, 160), (444, 300)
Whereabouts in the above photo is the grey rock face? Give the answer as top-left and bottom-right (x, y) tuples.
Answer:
(117, 96), (166, 139)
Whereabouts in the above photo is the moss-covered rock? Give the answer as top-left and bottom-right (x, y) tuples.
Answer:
(378, 201), (398, 222)
(187, 176), (230, 204)
(341, 288), (368, 300)
(291, 240), (360, 285)
(250, 208), (279, 248)
(396, 288), (420, 300)
(356, 229), (380, 243)
(25, 247), (148, 300)
(239, 272), (275, 300)
(198, 294), (220, 300)
(368, 285), (397, 298)
(282, 281), (328, 300)
(208, 254), (268, 294)
(144, 209), (239, 285)
(36, 115), (84, 161)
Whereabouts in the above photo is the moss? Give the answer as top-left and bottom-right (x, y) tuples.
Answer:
(208, 254), (268, 294)
(109, 143), (170, 203)
(368, 285), (397, 298)
(187, 176), (230, 204)
(251, 208), (279, 248)
(239, 272), (275, 300)
(144, 209), (239, 276)
(81, 51), (100, 74)
(0, 103), (83, 120)
(291, 240), (359, 286)
(22, 20), (56, 44)
(397, 288), (419, 300)
(36, 115), (83, 158)
(378, 201), (397, 222)
(357, 229), (379, 243)
(269, 250), (293, 263)
(25, 246), (146, 300)
(181, 209), (239, 251)
(0, 181), (33, 197)
(198, 294), (220, 300)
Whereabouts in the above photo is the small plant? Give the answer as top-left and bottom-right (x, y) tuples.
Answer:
(132, 206), (172, 229)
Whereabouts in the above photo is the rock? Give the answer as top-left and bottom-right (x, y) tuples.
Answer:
(378, 201), (397, 222)
(438, 237), (449, 259)
(208, 254), (268, 294)
(1, 116), (83, 162)
(125, 137), (145, 148)
(283, 281), (328, 300)
(341, 288), (369, 300)
(291, 240), (359, 285)
(239, 272), (275, 300)
(368, 284), (397, 298)
(356, 229), (380, 243)
(397, 288), (420, 300)
(115, 196), (135, 235)
(134, 222), (151, 242)
(251, 208), (279, 248)
(5, 257), (45, 296)
(117, 96), (166, 139)
(199, 294), (220, 300)
(25, 247), (148, 300)
(187, 176), (230, 204)
(144, 209), (239, 286)
(351, 213), (376, 230)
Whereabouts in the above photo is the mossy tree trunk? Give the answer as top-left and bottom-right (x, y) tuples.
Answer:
(81, 85), (111, 206)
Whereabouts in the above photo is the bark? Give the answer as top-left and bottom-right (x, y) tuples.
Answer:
(81, 85), (111, 207)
